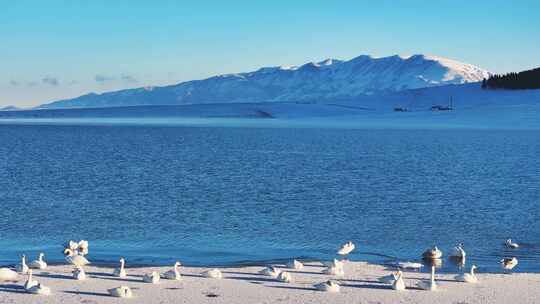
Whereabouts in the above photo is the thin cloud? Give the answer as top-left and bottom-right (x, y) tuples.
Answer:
(94, 74), (115, 84)
(120, 74), (138, 84)
(42, 76), (59, 86)
(10, 78), (66, 87)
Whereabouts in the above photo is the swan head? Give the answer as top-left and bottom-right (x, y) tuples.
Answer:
(39, 252), (44, 259)
(78, 240), (89, 249)
(67, 240), (78, 250)
(174, 261), (181, 267)
(63, 248), (74, 256)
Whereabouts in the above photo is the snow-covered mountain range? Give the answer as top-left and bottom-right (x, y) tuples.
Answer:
(39, 54), (490, 109)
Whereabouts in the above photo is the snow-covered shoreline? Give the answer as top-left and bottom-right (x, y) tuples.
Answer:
(1, 261), (537, 304)
(2, 83), (540, 130)
(1, 102), (540, 130)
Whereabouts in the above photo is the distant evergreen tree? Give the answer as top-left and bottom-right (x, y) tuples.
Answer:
(483, 67), (540, 90)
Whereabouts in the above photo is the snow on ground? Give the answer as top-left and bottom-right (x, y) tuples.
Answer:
(0, 262), (538, 304)
(1, 85), (540, 130)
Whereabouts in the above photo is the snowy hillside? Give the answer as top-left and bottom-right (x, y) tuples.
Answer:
(0, 106), (20, 111)
(5, 83), (540, 130)
(39, 54), (490, 109)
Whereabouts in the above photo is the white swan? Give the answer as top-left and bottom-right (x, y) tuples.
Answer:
(314, 280), (340, 292)
(78, 240), (89, 256)
(417, 265), (437, 291)
(113, 257), (127, 278)
(0, 268), (18, 281)
(287, 259), (304, 270)
(378, 270), (401, 284)
(162, 261), (182, 280)
(396, 261), (423, 270)
(501, 257), (518, 270)
(455, 264), (478, 283)
(422, 246), (443, 259)
(449, 243), (466, 259)
(203, 268), (223, 279)
(337, 241), (355, 256)
(73, 266), (86, 280)
(392, 271), (406, 291)
(277, 271), (293, 283)
(16, 254), (29, 274)
(259, 266), (281, 278)
(64, 248), (90, 267)
(24, 269), (38, 290)
(29, 253), (47, 270)
(142, 271), (160, 284)
(27, 283), (51, 295)
(108, 286), (133, 298)
(505, 239), (519, 249)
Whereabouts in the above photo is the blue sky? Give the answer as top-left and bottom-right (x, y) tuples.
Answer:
(1, 0), (539, 107)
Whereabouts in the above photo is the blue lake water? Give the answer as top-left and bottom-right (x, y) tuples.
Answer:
(0, 122), (539, 273)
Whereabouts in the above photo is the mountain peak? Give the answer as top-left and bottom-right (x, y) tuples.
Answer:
(0, 105), (21, 111)
(39, 54), (490, 109)
(318, 58), (343, 66)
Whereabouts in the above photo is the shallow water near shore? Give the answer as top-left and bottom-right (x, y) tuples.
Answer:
(0, 121), (539, 273)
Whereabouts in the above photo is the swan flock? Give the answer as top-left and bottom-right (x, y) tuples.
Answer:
(1, 238), (522, 297)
